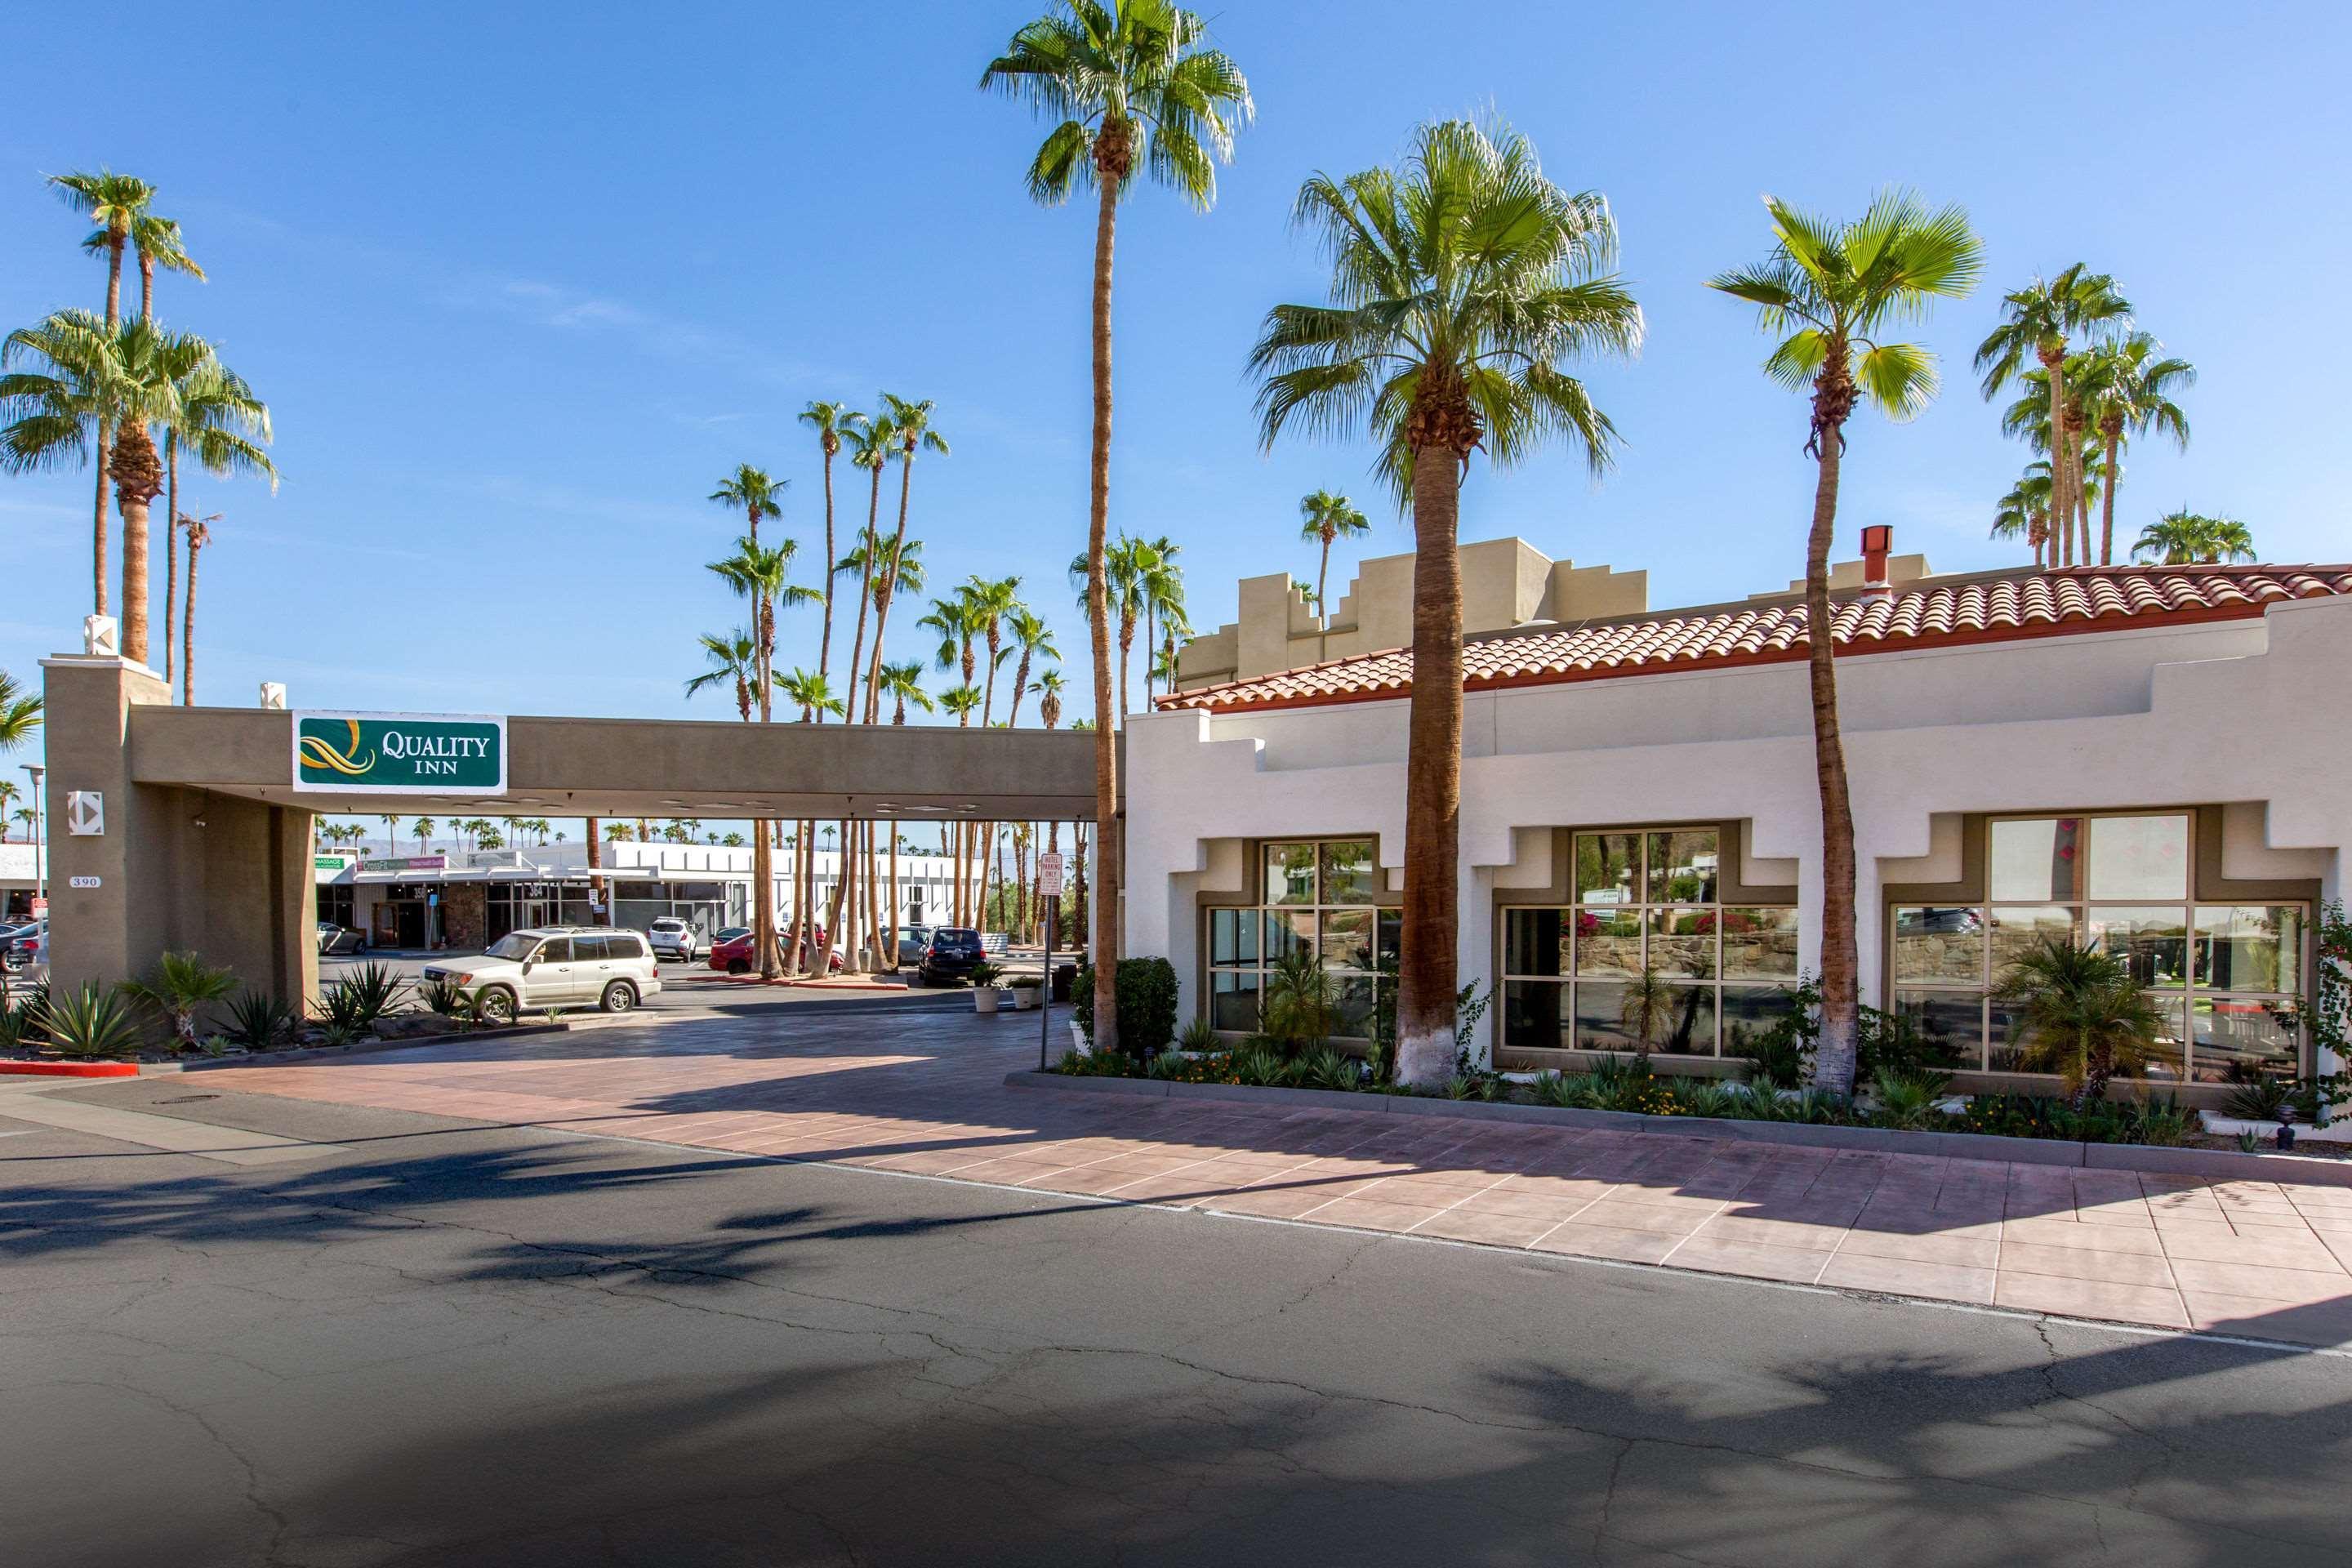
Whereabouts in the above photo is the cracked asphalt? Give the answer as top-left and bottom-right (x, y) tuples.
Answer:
(5, 1078), (2351, 1566)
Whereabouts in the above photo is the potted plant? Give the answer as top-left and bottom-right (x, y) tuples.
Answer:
(1007, 973), (1044, 1011)
(970, 961), (1004, 1013)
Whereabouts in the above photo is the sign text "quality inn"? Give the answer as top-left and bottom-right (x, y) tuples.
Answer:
(292, 711), (508, 795)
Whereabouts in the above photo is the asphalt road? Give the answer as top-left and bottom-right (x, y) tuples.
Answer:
(5, 1076), (2350, 1566)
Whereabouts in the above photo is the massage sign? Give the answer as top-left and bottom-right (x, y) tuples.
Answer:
(292, 711), (507, 795)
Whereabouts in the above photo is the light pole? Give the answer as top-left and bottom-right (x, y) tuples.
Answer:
(21, 764), (44, 917)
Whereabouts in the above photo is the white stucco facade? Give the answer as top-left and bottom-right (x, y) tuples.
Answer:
(1125, 594), (2352, 1082)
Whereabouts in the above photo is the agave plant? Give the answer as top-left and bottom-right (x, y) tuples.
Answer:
(314, 961), (409, 1032)
(119, 951), (238, 1050)
(1301, 1045), (1362, 1093)
(1869, 1067), (1952, 1130)
(44, 984), (144, 1058)
(223, 988), (300, 1049)
(1673, 1081), (1739, 1120)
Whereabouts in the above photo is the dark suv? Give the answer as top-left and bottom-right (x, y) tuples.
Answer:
(919, 928), (986, 987)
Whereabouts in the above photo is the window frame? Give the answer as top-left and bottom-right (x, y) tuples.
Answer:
(1886, 807), (2315, 1083)
(1494, 821), (1798, 1067)
(1200, 835), (1397, 1041)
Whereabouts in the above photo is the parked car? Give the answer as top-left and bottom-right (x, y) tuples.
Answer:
(4, 920), (46, 971)
(421, 927), (661, 1018)
(647, 915), (700, 962)
(917, 927), (986, 987)
(893, 924), (934, 969)
(708, 925), (842, 974)
(317, 921), (367, 956)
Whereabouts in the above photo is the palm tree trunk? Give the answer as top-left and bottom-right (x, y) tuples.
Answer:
(1395, 446), (1466, 1089)
(2100, 432), (2120, 565)
(586, 817), (606, 924)
(113, 423), (161, 667)
(163, 435), (178, 688)
(752, 576), (780, 982)
(180, 537), (201, 703)
(863, 458), (919, 724)
(91, 424), (112, 621)
(1316, 535), (1334, 659)
(1803, 407), (1862, 1096)
(1086, 176), (1124, 1050)
(818, 451), (836, 684)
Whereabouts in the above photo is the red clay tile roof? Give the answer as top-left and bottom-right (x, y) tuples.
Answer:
(1158, 565), (2352, 716)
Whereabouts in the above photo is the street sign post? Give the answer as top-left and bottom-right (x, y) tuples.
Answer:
(1040, 893), (1058, 1070)
(1036, 853), (1063, 899)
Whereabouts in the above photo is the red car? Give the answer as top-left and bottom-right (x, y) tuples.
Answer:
(709, 925), (842, 974)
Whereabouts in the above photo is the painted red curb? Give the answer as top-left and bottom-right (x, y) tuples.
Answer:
(0, 1060), (141, 1078)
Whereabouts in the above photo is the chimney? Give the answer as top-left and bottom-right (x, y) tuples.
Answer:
(1859, 525), (1893, 604)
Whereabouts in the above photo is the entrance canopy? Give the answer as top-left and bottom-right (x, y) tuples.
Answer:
(131, 706), (1107, 822)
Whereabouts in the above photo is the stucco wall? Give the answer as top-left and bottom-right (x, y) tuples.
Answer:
(1127, 598), (2352, 1064)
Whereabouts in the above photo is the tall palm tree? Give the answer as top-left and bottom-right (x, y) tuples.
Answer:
(412, 817), (435, 855)
(797, 403), (855, 681)
(2, 310), (179, 651)
(179, 511), (218, 703)
(0, 781), (17, 837)
(984, 1), (1252, 1049)
(860, 535), (925, 712)
(709, 464), (786, 547)
(1993, 463), (2056, 568)
(1250, 118), (1643, 1087)
(1137, 535), (1185, 702)
(775, 666), (846, 970)
(685, 629), (761, 721)
(2074, 332), (2194, 564)
(708, 533), (807, 979)
(966, 576), (1023, 725)
(937, 684), (983, 919)
(1976, 265), (2131, 570)
(1298, 489), (1370, 657)
(839, 410), (898, 727)
(1710, 189), (1982, 1096)
(863, 394), (949, 724)
(49, 171), (181, 617)
(154, 332), (274, 688)
(2132, 509), (2255, 565)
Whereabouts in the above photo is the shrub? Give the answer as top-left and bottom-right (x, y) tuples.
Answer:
(420, 978), (467, 1017)
(1070, 956), (1180, 1055)
(1673, 1081), (1739, 1120)
(223, 989), (301, 1049)
(1737, 976), (1820, 1089)
(119, 951), (239, 1050)
(314, 962), (409, 1031)
(7, 980), (51, 1045)
(1263, 949), (1334, 1053)
(1176, 1016), (1219, 1053)
(1532, 1071), (1592, 1109)
(45, 984), (144, 1058)
(1869, 1066), (1953, 1130)
(1301, 1045), (1363, 1092)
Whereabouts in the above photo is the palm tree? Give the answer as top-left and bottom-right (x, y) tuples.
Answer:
(1993, 935), (2167, 1107)
(966, 577), (1023, 725)
(155, 332), (274, 689)
(877, 662), (936, 726)
(684, 628), (761, 721)
(861, 535), (925, 709)
(2074, 332), (2194, 564)
(938, 684), (983, 920)
(775, 667), (846, 970)
(11, 808), (33, 843)
(0, 670), (42, 754)
(708, 532), (809, 980)
(179, 511), (217, 702)
(709, 464), (786, 547)
(841, 410), (899, 724)
(2132, 509), (2255, 564)
(797, 402), (855, 681)
(1298, 489), (1370, 656)
(0, 781), (16, 837)
(48, 171), (194, 617)
(1710, 189), (1982, 1096)
(2, 310), (177, 648)
(984, 2), (1252, 1050)
(1137, 535), (1186, 702)
(862, 394), (949, 724)
(412, 817), (435, 855)
(1992, 464), (2056, 568)
(604, 822), (635, 843)
(122, 951), (237, 1050)
(1976, 265), (2132, 569)
(1250, 119), (1644, 1087)
(774, 669), (844, 723)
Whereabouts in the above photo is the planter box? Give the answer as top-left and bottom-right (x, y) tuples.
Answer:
(1003, 1071), (2352, 1187)
(973, 989), (1002, 1015)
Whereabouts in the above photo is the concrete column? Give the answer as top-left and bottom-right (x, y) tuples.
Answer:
(39, 654), (169, 999)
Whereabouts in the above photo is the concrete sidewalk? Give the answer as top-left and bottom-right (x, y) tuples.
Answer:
(214, 1009), (2352, 1346)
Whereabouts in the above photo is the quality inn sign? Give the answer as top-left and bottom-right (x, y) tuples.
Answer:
(293, 711), (506, 795)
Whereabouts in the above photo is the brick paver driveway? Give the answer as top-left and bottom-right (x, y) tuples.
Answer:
(220, 1008), (2352, 1346)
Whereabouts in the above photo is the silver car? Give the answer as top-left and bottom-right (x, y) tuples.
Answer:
(646, 916), (700, 962)
(422, 927), (662, 1019)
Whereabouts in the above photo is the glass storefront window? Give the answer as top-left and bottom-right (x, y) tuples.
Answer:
(1575, 833), (1641, 905)
(1891, 812), (2304, 1082)
(1209, 839), (1387, 1038)
(1893, 990), (1984, 1071)
(1507, 826), (1787, 1060)
(2088, 814), (2189, 900)
(1892, 906), (1984, 984)
(2196, 906), (2301, 994)
(1989, 817), (2084, 902)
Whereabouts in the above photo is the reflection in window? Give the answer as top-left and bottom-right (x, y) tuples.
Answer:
(1891, 813), (2304, 1080)
(1209, 839), (1388, 1039)
(1503, 826), (1788, 1060)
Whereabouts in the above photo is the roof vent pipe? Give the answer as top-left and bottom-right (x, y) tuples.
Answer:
(1859, 525), (1893, 604)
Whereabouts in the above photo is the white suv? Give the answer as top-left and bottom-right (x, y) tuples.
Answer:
(647, 916), (699, 962)
(422, 927), (661, 1019)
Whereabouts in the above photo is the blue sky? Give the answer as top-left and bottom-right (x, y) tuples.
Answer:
(6, 0), (2347, 761)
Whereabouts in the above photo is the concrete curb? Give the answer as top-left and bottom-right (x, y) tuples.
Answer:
(159, 1019), (575, 1074)
(0, 1060), (140, 1079)
(1003, 1071), (2352, 1187)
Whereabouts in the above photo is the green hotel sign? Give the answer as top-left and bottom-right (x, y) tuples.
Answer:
(293, 710), (506, 795)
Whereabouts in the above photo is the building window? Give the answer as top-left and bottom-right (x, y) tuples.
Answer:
(1891, 812), (2306, 1081)
(1205, 839), (1394, 1038)
(1502, 827), (1797, 1057)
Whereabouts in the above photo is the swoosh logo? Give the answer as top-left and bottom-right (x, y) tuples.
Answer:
(298, 718), (376, 777)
